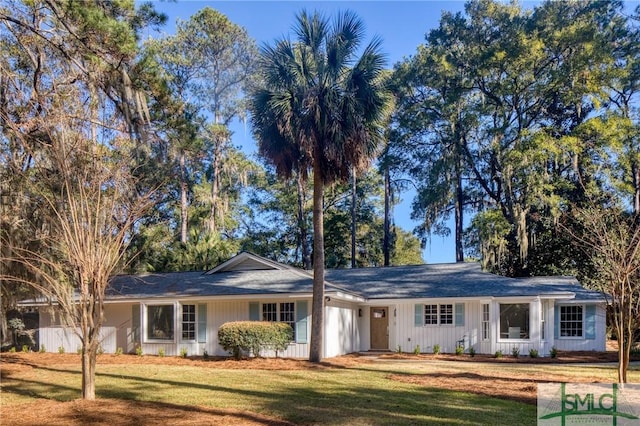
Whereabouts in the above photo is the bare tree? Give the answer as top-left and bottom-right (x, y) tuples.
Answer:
(563, 206), (640, 383)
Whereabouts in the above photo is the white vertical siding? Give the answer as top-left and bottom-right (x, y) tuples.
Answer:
(324, 301), (359, 358)
(358, 306), (370, 351)
(551, 303), (607, 352)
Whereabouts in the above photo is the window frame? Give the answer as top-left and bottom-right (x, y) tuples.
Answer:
(498, 303), (530, 340)
(181, 304), (196, 342)
(481, 303), (490, 341)
(559, 305), (583, 338)
(261, 301), (296, 341)
(422, 304), (455, 326)
(144, 303), (176, 342)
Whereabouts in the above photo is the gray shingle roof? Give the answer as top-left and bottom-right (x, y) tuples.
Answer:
(325, 262), (605, 301)
(104, 261), (604, 302)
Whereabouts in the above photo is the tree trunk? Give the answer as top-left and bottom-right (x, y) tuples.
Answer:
(297, 173), (311, 270)
(351, 169), (356, 268)
(180, 152), (188, 244)
(81, 345), (97, 399)
(383, 167), (391, 267)
(309, 164), (325, 363)
(208, 146), (220, 234)
(633, 163), (640, 215)
(455, 158), (464, 262)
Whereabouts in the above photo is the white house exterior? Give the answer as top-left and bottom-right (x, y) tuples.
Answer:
(31, 252), (607, 358)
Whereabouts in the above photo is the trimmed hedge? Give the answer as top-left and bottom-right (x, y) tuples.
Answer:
(218, 321), (293, 359)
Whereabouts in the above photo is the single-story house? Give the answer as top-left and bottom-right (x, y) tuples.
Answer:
(28, 252), (607, 358)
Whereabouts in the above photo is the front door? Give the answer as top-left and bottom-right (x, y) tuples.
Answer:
(370, 307), (389, 350)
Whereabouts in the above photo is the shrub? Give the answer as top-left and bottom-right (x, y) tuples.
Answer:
(39, 345), (46, 353)
(218, 321), (293, 360)
(115, 347), (123, 356)
(511, 346), (519, 358)
(413, 345), (420, 355)
(455, 345), (464, 356)
(550, 346), (558, 359)
(21, 344), (29, 353)
(433, 344), (440, 355)
(396, 345), (402, 353)
(158, 348), (165, 357)
(468, 347), (476, 357)
(136, 346), (143, 356)
(9, 347), (16, 353)
(180, 347), (188, 358)
(58, 346), (65, 354)
(97, 346), (104, 355)
(203, 350), (209, 360)
(494, 350), (503, 358)
(529, 348), (539, 358)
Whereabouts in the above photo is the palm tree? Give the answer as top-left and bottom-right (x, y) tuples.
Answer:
(250, 10), (391, 362)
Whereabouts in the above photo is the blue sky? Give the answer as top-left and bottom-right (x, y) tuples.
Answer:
(147, 1), (474, 264)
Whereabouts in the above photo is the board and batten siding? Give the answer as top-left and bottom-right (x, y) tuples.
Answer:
(393, 301), (472, 354)
(551, 303), (607, 353)
(38, 303), (134, 354)
(324, 300), (360, 358)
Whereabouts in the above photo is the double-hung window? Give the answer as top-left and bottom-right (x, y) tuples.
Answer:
(182, 304), (196, 340)
(560, 305), (583, 337)
(262, 302), (296, 340)
(423, 304), (454, 325)
(482, 304), (490, 341)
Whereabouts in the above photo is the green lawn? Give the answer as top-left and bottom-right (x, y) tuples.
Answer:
(2, 355), (637, 425)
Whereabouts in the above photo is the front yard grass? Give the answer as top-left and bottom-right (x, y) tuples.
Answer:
(2, 353), (637, 425)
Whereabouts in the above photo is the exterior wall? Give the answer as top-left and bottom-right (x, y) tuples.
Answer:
(551, 303), (607, 353)
(393, 301), (470, 354)
(324, 300), (360, 358)
(38, 304), (134, 354)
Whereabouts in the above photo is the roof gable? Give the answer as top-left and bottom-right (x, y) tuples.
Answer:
(205, 252), (287, 274)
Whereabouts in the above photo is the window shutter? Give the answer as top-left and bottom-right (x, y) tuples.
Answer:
(554, 305), (559, 339)
(249, 302), (260, 321)
(197, 304), (207, 343)
(414, 304), (423, 326)
(455, 303), (465, 326)
(585, 305), (596, 340)
(295, 300), (308, 344)
(131, 304), (140, 344)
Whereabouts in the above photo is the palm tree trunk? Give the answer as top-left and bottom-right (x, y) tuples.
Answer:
(309, 164), (325, 363)
(351, 169), (356, 268)
(180, 152), (188, 244)
(383, 167), (391, 267)
(297, 173), (311, 270)
(208, 146), (220, 234)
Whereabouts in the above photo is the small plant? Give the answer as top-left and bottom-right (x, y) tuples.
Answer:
(455, 345), (464, 356)
(22, 344), (29, 353)
(413, 345), (420, 355)
(158, 348), (165, 357)
(468, 347), (476, 357)
(511, 346), (519, 358)
(97, 346), (104, 355)
(550, 346), (558, 359)
(396, 344), (402, 353)
(203, 350), (209, 360)
(9, 346), (16, 353)
(77, 346), (82, 354)
(58, 346), (65, 354)
(135, 346), (143, 356)
(433, 344), (440, 355)
(39, 344), (46, 353)
(180, 347), (188, 358)
(529, 348), (539, 358)
(494, 350), (503, 358)
(115, 347), (123, 356)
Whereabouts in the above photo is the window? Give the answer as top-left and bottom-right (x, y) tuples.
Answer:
(499, 303), (529, 339)
(280, 302), (295, 339)
(482, 304), (490, 341)
(560, 305), (583, 337)
(261, 302), (295, 340)
(262, 303), (277, 321)
(424, 304), (438, 325)
(147, 305), (174, 340)
(440, 304), (453, 325)
(182, 304), (196, 340)
(540, 302), (546, 340)
(422, 304), (453, 325)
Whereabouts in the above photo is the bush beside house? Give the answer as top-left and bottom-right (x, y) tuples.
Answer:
(218, 321), (293, 359)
